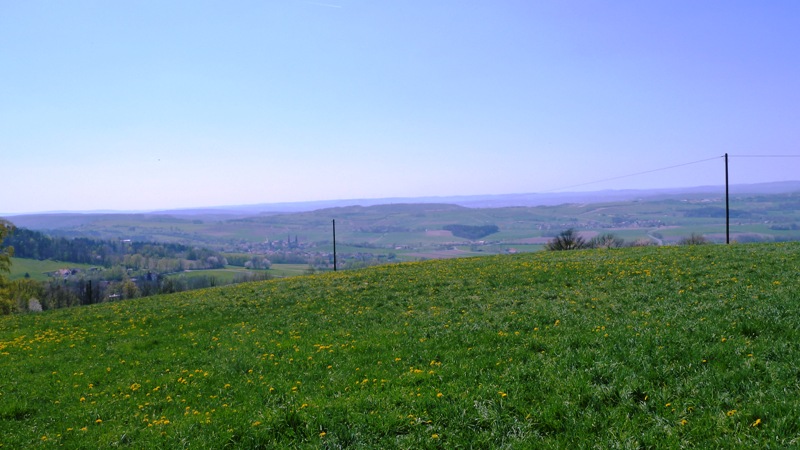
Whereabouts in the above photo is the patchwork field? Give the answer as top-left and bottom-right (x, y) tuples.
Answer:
(1, 243), (798, 448)
(8, 189), (800, 263)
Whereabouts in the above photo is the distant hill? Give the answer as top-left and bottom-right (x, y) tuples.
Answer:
(140, 180), (800, 215)
(4, 181), (800, 262)
(4, 181), (799, 218)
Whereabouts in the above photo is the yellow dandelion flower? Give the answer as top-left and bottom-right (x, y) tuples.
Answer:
(432, 433), (440, 439)
(95, 419), (103, 424)
(751, 418), (762, 427)
(498, 391), (507, 398)
(319, 431), (327, 437)
(727, 409), (737, 417)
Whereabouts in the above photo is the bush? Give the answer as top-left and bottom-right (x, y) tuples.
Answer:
(589, 233), (625, 249)
(628, 238), (657, 247)
(678, 233), (709, 245)
(546, 229), (588, 251)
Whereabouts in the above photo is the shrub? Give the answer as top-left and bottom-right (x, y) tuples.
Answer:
(546, 229), (588, 251)
(589, 233), (625, 249)
(678, 233), (709, 245)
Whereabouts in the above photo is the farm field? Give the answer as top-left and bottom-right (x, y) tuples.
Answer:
(7, 258), (96, 282)
(7, 190), (800, 263)
(0, 242), (798, 447)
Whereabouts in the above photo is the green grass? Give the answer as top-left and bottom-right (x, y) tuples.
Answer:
(7, 258), (96, 282)
(173, 268), (256, 284)
(177, 264), (312, 281)
(270, 263), (314, 277)
(1, 243), (799, 448)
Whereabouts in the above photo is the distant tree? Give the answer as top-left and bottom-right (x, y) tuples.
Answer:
(0, 221), (15, 314)
(589, 233), (625, 249)
(678, 233), (709, 245)
(628, 238), (656, 247)
(0, 220), (13, 275)
(121, 279), (139, 300)
(545, 229), (588, 251)
(9, 279), (45, 313)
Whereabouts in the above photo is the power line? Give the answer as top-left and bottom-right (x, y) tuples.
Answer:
(729, 154), (800, 158)
(543, 155), (723, 193)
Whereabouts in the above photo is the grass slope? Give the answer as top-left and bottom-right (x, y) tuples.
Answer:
(1, 243), (798, 448)
(8, 258), (96, 282)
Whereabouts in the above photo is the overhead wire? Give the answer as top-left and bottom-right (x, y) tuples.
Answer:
(729, 154), (800, 158)
(542, 155), (724, 193)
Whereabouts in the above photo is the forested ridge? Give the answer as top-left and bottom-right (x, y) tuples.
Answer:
(3, 227), (227, 270)
(0, 226), (269, 314)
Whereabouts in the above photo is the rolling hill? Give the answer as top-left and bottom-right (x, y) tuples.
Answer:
(1, 242), (797, 447)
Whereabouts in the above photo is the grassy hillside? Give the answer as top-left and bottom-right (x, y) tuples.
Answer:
(1, 243), (798, 448)
(8, 257), (96, 282)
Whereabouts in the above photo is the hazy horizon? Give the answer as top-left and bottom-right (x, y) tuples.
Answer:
(3, 1), (799, 214)
(3, 179), (799, 217)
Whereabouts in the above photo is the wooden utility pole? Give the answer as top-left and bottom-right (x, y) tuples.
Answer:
(332, 219), (337, 271)
(725, 153), (730, 244)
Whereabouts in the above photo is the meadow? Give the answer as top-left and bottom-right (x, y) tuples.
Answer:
(7, 258), (97, 282)
(1, 242), (798, 448)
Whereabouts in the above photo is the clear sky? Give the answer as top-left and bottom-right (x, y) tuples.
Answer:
(2, 1), (798, 214)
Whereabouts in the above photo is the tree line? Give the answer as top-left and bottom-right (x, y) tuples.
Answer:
(4, 227), (227, 270)
(545, 228), (711, 250)
(0, 223), (259, 315)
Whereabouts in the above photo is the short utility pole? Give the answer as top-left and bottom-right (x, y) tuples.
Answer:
(725, 153), (730, 244)
(332, 219), (337, 271)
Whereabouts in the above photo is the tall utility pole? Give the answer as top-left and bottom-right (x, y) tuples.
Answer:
(332, 219), (337, 271)
(725, 153), (730, 244)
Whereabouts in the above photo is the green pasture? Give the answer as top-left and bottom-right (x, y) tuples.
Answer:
(1, 242), (798, 448)
(172, 264), (311, 282)
(268, 263), (312, 278)
(7, 258), (96, 282)
(173, 268), (254, 284)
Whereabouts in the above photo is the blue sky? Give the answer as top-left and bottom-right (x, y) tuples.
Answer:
(2, 1), (798, 213)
